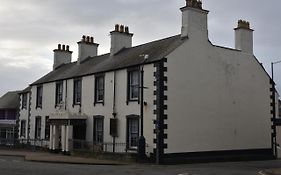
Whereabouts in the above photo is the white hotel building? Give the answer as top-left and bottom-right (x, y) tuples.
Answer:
(18, 0), (275, 163)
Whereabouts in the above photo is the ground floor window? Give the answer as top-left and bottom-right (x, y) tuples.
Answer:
(35, 116), (41, 139)
(93, 116), (104, 144)
(127, 116), (139, 149)
(20, 120), (26, 138)
(45, 116), (50, 140)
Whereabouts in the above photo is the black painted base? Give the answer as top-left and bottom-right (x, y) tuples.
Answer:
(152, 148), (274, 164)
(49, 149), (60, 154)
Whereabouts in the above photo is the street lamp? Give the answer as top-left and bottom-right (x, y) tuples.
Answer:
(138, 54), (149, 161)
(271, 60), (281, 158)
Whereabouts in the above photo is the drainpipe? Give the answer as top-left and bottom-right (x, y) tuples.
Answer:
(112, 71), (117, 152)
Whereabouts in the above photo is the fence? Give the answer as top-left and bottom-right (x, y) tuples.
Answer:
(0, 138), (49, 150)
(71, 139), (129, 153)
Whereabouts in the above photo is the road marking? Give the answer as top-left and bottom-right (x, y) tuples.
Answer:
(258, 170), (267, 175)
(178, 173), (189, 175)
(12, 160), (20, 163)
(0, 159), (6, 162)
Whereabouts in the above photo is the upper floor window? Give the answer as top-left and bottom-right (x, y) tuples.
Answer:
(73, 79), (82, 105)
(128, 69), (140, 101)
(94, 75), (105, 104)
(36, 85), (43, 108)
(55, 81), (63, 106)
(22, 93), (27, 109)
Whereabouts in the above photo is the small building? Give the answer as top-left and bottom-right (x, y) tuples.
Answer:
(0, 91), (20, 144)
(19, 0), (274, 163)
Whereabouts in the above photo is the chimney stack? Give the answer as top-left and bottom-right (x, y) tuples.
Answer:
(77, 35), (99, 64)
(110, 24), (133, 56)
(180, 0), (209, 39)
(234, 20), (254, 54)
(53, 44), (72, 70)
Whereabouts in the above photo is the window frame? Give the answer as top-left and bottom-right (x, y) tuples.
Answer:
(22, 93), (28, 110)
(34, 116), (42, 139)
(126, 115), (140, 150)
(45, 116), (50, 140)
(20, 120), (26, 138)
(94, 74), (105, 105)
(55, 81), (64, 106)
(93, 116), (104, 144)
(36, 85), (43, 109)
(127, 68), (140, 104)
(73, 78), (82, 106)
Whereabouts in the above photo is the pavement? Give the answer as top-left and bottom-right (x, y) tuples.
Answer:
(262, 169), (281, 175)
(0, 149), (128, 165)
(2, 149), (281, 175)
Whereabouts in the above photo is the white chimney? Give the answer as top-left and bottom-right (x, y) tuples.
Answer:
(180, 0), (209, 39)
(53, 44), (72, 70)
(110, 24), (133, 56)
(77, 35), (99, 64)
(234, 20), (254, 54)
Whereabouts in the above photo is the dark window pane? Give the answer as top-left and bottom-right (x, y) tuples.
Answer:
(128, 117), (139, 148)
(95, 76), (104, 102)
(94, 117), (104, 143)
(128, 70), (139, 100)
(35, 117), (41, 139)
(20, 120), (26, 137)
(74, 79), (82, 104)
(36, 86), (43, 108)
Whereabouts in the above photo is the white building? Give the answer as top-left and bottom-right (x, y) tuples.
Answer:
(19, 0), (274, 163)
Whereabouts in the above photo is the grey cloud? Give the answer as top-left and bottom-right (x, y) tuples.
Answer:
(0, 0), (281, 96)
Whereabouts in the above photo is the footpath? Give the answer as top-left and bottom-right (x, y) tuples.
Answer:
(0, 149), (128, 165)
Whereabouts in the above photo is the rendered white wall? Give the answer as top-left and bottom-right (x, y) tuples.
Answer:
(165, 36), (271, 154)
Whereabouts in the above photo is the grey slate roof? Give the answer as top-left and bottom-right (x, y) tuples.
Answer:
(20, 86), (31, 94)
(0, 91), (20, 109)
(32, 35), (184, 85)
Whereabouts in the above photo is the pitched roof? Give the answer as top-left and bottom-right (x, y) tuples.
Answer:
(32, 35), (184, 85)
(20, 86), (31, 94)
(0, 91), (20, 109)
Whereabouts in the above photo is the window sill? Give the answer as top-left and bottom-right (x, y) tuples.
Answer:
(94, 101), (104, 106)
(126, 99), (139, 105)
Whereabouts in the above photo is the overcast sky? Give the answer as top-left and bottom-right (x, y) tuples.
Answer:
(0, 0), (281, 97)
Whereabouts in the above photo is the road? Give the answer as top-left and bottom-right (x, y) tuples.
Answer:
(0, 156), (280, 175)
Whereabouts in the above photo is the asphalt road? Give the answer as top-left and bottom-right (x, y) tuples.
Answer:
(0, 156), (280, 175)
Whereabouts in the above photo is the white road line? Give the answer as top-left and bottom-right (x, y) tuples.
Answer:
(0, 159), (6, 162)
(258, 170), (267, 175)
(12, 160), (20, 163)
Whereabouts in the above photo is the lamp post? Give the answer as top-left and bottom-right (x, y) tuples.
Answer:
(138, 54), (149, 161)
(271, 60), (281, 158)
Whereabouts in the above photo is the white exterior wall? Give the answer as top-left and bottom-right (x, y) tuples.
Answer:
(28, 64), (156, 155)
(165, 36), (272, 153)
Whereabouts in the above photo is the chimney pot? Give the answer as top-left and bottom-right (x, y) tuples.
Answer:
(125, 26), (129, 34)
(115, 24), (119, 32)
(120, 25), (124, 33)
(58, 44), (61, 50)
(62, 45), (66, 50)
(237, 20), (250, 29)
(82, 35), (86, 41)
(90, 37), (94, 43)
(66, 45), (69, 51)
